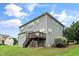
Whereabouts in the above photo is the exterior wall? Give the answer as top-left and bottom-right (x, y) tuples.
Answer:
(0, 37), (2, 44)
(4, 37), (14, 46)
(0, 40), (2, 44)
(46, 15), (64, 47)
(18, 32), (26, 47)
(18, 15), (47, 47)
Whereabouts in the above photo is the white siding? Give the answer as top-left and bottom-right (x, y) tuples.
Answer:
(4, 37), (14, 46)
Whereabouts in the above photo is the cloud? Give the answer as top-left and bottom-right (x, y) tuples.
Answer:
(50, 10), (73, 26)
(56, 11), (71, 22)
(0, 19), (22, 28)
(0, 19), (22, 38)
(4, 4), (27, 18)
(27, 3), (37, 12)
(50, 10), (79, 27)
(51, 10), (68, 21)
(50, 12), (54, 15)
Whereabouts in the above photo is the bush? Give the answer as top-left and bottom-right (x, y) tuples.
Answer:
(54, 36), (68, 47)
(12, 38), (17, 45)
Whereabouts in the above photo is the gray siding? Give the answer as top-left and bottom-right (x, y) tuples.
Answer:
(46, 15), (64, 47)
(18, 33), (26, 47)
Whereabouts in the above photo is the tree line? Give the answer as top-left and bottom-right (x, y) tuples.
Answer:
(64, 21), (79, 44)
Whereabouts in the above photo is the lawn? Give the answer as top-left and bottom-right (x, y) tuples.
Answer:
(0, 44), (79, 56)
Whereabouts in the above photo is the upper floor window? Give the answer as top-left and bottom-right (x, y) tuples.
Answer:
(28, 22), (34, 27)
(21, 27), (24, 30)
(33, 19), (39, 24)
(20, 27), (24, 32)
(28, 19), (39, 28)
(27, 22), (34, 28)
(36, 19), (39, 23)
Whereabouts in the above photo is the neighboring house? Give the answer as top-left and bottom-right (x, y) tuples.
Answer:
(18, 12), (65, 48)
(4, 37), (14, 46)
(0, 34), (9, 45)
(0, 34), (16, 45)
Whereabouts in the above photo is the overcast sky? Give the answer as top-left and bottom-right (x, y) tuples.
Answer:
(0, 3), (79, 38)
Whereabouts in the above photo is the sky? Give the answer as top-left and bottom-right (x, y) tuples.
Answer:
(0, 3), (79, 38)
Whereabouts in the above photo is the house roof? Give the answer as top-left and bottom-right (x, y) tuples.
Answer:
(0, 34), (10, 38)
(20, 12), (65, 28)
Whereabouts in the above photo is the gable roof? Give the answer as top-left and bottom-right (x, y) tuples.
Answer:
(0, 34), (10, 38)
(20, 12), (65, 28)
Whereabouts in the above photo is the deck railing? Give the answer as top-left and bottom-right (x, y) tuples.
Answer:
(28, 32), (46, 39)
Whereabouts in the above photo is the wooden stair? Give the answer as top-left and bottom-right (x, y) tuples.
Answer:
(23, 32), (32, 47)
(23, 31), (46, 47)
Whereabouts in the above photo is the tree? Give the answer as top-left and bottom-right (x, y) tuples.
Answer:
(64, 21), (79, 44)
(12, 38), (17, 45)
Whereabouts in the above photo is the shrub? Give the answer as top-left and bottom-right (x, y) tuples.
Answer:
(12, 38), (17, 45)
(54, 36), (68, 47)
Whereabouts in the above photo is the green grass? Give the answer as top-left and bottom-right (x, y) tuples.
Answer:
(0, 44), (79, 56)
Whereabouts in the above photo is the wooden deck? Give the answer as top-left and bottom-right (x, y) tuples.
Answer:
(28, 32), (46, 39)
(23, 31), (46, 47)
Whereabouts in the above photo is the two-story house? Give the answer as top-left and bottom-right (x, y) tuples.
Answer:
(18, 12), (64, 48)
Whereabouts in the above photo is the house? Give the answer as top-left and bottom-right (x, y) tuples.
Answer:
(0, 34), (9, 45)
(0, 34), (16, 45)
(4, 37), (15, 46)
(18, 12), (65, 48)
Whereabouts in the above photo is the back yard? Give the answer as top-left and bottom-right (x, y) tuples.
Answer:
(0, 44), (79, 56)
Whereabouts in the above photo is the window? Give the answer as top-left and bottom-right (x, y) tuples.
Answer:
(34, 19), (39, 24)
(28, 22), (34, 27)
(27, 22), (34, 28)
(20, 27), (24, 32)
(27, 19), (39, 28)
(21, 27), (24, 30)
(36, 19), (39, 23)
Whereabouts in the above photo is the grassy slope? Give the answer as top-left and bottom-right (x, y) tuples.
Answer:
(0, 45), (79, 56)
